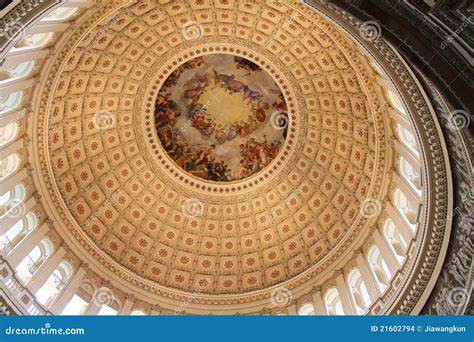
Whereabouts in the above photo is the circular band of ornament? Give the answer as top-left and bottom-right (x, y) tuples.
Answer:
(139, 43), (300, 194)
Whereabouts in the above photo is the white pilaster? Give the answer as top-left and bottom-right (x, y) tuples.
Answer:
(335, 272), (356, 315)
(118, 295), (135, 315)
(373, 229), (400, 275)
(355, 253), (381, 302)
(385, 203), (414, 245)
(83, 300), (102, 315)
(287, 301), (297, 315)
(311, 287), (327, 315)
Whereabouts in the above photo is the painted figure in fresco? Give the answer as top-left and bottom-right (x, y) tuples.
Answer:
(213, 69), (235, 88)
(234, 56), (262, 72)
(154, 54), (288, 182)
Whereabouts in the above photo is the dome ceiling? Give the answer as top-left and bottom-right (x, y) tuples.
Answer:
(36, 0), (389, 300)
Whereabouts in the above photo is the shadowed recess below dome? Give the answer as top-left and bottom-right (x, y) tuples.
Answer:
(154, 54), (288, 182)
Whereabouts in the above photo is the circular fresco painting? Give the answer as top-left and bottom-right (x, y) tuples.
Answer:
(154, 54), (288, 182)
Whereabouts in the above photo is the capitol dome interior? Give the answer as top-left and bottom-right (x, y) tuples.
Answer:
(0, 0), (472, 316)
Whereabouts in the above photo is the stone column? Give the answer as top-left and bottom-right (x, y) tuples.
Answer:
(373, 229), (400, 275)
(83, 300), (102, 315)
(7, 222), (50, 268)
(26, 246), (67, 293)
(286, 300), (297, 315)
(118, 294), (135, 315)
(355, 250), (381, 302)
(311, 286), (327, 315)
(385, 203), (414, 246)
(335, 271), (356, 315)
(393, 174), (421, 206)
(50, 265), (88, 314)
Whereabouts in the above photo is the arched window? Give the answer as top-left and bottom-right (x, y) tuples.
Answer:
(1, 212), (37, 250)
(12, 33), (54, 51)
(396, 124), (419, 156)
(36, 261), (73, 307)
(40, 7), (78, 22)
(16, 238), (54, 282)
(0, 184), (26, 217)
(368, 246), (391, 292)
(61, 282), (94, 315)
(0, 153), (21, 181)
(0, 122), (19, 147)
(131, 309), (146, 316)
(383, 219), (407, 263)
(347, 269), (371, 315)
(0, 91), (23, 115)
(0, 61), (35, 84)
(324, 288), (344, 315)
(399, 157), (421, 190)
(387, 89), (406, 115)
(394, 189), (417, 226)
(0, 219), (24, 253)
(298, 303), (315, 315)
